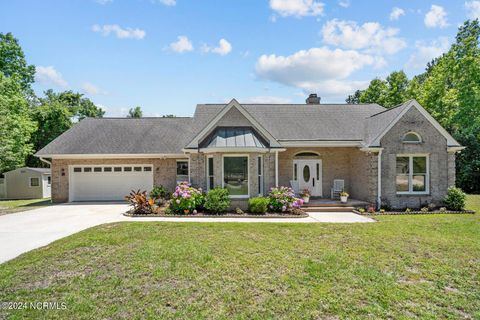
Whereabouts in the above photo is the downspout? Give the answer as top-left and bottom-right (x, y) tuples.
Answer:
(377, 150), (382, 210)
(39, 157), (51, 167)
(275, 150), (279, 187)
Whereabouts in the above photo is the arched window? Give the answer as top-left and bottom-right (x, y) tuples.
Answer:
(403, 132), (422, 143)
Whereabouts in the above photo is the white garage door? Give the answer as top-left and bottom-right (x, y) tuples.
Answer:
(70, 165), (153, 201)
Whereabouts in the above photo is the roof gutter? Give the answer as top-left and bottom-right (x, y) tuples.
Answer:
(39, 157), (52, 166)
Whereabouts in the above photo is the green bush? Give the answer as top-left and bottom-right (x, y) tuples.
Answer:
(443, 187), (466, 211)
(248, 197), (269, 214)
(149, 185), (170, 200)
(204, 188), (231, 214)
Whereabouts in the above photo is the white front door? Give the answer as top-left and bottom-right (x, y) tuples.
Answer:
(294, 160), (322, 196)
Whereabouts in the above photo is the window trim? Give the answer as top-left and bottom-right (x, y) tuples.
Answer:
(222, 154), (250, 199)
(402, 131), (422, 144)
(29, 177), (40, 187)
(396, 154), (430, 195)
(206, 155), (214, 191)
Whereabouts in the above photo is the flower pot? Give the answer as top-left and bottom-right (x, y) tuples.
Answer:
(340, 196), (348, 203)
(302, 196), (310, 203)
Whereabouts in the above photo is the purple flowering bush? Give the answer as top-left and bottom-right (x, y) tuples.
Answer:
(268, 186), (303, 212)
(169, 181), (205, 214)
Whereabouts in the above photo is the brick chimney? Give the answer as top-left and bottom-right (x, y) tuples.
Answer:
(306, 93), (321, 104)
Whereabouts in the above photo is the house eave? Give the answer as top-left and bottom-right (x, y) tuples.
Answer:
(278, 140), (364, 147)
(35, 153), (187, 159)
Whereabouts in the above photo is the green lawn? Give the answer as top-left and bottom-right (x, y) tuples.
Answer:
(0, 198), (51, 216)
(0, 196), (479, 319)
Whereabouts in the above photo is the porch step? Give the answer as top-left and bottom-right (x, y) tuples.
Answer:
(302, 206), (354, 213)
(302, 202), (354, 207)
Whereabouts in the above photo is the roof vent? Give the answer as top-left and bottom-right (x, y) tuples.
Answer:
(306, 93), (321, 104)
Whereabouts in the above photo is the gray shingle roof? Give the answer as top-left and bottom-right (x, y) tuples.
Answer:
(36, 117), (196, 155)
(194, 103), (386, 141)
(364, 101), (411, 146)
(41, 100), (459, 156)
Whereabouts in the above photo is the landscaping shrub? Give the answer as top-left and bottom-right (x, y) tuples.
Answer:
(443, 187), (466, 211)
(149, 185), (170, 200)
(125, 190), (158, 214)
(169, 182), (204, 214)
(204, 188), (231, 214)
(248, 197), (269, 214)
(268, 186), (303, 212)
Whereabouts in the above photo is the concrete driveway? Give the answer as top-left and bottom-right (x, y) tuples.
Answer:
(0, 203), (373, 264)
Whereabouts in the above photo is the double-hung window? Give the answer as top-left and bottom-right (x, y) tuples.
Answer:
(396, 155), (429, 194)
(176, 160), (189, 184)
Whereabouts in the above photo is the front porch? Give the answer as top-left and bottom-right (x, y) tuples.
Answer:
(301, 197), (370, 208)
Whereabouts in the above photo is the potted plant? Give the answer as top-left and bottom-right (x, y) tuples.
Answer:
(339, 191), (349, 203)
(300, 189), (311, 203)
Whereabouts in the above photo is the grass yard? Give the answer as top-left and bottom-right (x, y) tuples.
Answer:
(0, 198), (51, 216)
(0, 196), (479, 319)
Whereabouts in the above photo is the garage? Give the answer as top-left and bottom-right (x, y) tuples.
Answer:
(69, 165), (153, 201)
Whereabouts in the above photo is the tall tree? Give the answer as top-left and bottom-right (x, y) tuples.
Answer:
(0, 73), (36, 172)
(358, 78), (388, 106)
(127, 106), (142, 118)
(384, 71), (409, 107)
(26, 90), (104, 167)
(345, 90), (361, 104)
(0, 32), (35, 91)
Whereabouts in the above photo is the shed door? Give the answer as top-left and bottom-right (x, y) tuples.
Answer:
(70, 165), (153, 201)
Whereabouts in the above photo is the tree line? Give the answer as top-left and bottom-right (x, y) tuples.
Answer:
(0, 32), (176, 173)
(346, 20), (480, 194)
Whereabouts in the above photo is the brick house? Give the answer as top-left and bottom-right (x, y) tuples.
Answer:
(36, 95), (463, 209)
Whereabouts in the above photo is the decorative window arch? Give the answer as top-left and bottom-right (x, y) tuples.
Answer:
(403, 132), (422, 143)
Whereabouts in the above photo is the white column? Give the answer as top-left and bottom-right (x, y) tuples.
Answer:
(377, 150), (382, 209)
(275, 150), (279, 187)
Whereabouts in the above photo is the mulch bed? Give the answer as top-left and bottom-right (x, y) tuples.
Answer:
(124, 211), (308, 218)
(353, 209), (475, 216)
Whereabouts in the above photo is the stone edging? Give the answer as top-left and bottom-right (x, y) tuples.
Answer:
(353, 209), (475, 216)
(123, 212), (309, 218)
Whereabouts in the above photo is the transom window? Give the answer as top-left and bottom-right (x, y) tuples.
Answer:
(403, 132), (422, 143)
(223, 156), (248, 197)
(396, 155), (429, 194)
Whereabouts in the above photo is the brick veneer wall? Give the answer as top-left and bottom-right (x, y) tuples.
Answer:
(380, 107), (450, 209)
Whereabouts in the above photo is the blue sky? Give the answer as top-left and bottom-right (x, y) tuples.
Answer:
(1, 0), (479, 116)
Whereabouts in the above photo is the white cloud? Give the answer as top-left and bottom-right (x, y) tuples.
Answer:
(35, 66), (68, 88)
(169, 36), (193, 53)
(242, 96), (292, 104)
(269, 0), (324, 17)
(91, 24), (146, 39)
(465, 1), (480, 19)
(321, 19), (406, 55)
(202, 39), (232, 56)
(81, 82), (107, 95)
(406, 37), (450, 72)
(255, 47), (375, 97)
(157, 0), (176, 5)
(95, 0), (113, 4)
(338, 0), (350, 8)
(390, 7), (405, 21)
(424, 5), (448, 28)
